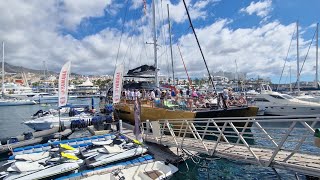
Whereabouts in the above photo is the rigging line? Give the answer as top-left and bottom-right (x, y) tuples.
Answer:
(182, 0), (216, 92)
(134, 8), (146, 66)
(124, 11), (139, 66)
(277, 29), (296, 91)
(114, 0), (129, 68)
(177, 44), (194, 91)
(293, 28), (317, 90)
(121, 15), (137, 68)
(122, 34), (134, 68)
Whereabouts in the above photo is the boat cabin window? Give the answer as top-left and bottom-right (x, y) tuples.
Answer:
(269, 94), (285, 99)
(254, 98), (270, 102)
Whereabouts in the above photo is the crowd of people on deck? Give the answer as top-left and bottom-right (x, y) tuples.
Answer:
(116, 86), (247, 109)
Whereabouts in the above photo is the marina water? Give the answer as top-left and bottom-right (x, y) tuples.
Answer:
(0, 98), (314, 179)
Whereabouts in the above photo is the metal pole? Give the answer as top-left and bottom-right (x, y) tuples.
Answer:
(235, 59), (238, 90)
(316, 23), (319, 88)
(152, 0), (159, 87)
(2, 42), (4, 97)
(167, 4), (175, 86)
(182, 0), (216, 93)
(296, 21), (300, 93)
(43, 61), (46, 92)
(290, 65), (292, 92)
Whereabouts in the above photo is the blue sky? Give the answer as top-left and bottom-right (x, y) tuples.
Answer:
(0, 0), (319, 84)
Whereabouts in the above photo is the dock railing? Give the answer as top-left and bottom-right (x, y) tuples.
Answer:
(141, 115), (320, 176)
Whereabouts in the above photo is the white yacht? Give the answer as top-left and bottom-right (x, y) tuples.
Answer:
(0, 98), (37, 106)
(24, 105), (94, 130)
(248, 85), (320, 116)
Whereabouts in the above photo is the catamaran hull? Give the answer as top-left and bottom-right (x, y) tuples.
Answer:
(194, 106), (258, 118)
(114, 103), (196, 124)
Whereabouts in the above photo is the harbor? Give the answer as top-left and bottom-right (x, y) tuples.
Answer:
(1, 95), (320, 179)
(1, 0), (320, 179)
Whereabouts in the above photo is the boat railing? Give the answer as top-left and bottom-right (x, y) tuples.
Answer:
(141, 115), (320, 167)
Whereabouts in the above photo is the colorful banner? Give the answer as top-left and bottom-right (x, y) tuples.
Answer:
(58, 61), (71, 107)
(112, 64), (124, 104)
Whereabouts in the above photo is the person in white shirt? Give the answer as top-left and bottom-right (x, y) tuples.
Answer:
(130, 89), (135, 100)
(150, 90), (156, 100)
(125, 89), (130, 99)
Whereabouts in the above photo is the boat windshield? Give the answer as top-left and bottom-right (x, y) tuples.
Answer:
(281, 94), (294, 99)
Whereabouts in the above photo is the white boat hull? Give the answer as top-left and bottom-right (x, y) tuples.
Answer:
(83, 161), (178, 180)
(4, 162), (79, 180)
(86, 147), (148, 168)
(258, 105), (320, 116)
(24, 115), (92, 131)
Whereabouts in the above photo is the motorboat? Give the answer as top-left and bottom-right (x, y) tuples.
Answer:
(248, 84), (320, 116)
(85, 146), (148, 168)
(0, 98), (37, 106)
(79, 161), (178, 180)
(4, 162), (79, 180)
(24, 104), (94, 131)
(56, 154), (154, 180)
(2, 150), (81, 180)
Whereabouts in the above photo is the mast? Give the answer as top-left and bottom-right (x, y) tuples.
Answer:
(152, 0), (159, 87)
(235, 59), (238, 90)
(43, 61), (47, 92)
(316, 23), (319, 88)
(182, 0), (216, 92)
(296, 21), (300, 93)
(167, 4), (175, 86)
(2, 42), (4, 97)
(289, 65), (292, 92)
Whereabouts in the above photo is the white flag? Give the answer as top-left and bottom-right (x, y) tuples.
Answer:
(113, 64), (124, 104)
(58, 61), (71, 107)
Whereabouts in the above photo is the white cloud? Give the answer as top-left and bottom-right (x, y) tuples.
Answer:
(174, 20), (316, 82)
(157, 0), (219, 24)
(59, 0), (112, 30)
(0, 0), (317, 83)
(240, 0), (272, 18)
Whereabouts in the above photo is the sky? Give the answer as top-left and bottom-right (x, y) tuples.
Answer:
(0, 0), (319, 84)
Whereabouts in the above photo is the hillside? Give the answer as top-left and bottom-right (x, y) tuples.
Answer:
(0, 62), (79, 75)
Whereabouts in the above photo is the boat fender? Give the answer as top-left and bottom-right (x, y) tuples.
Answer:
(8, 137), (19, 144)
(314, 128), (320, 148)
